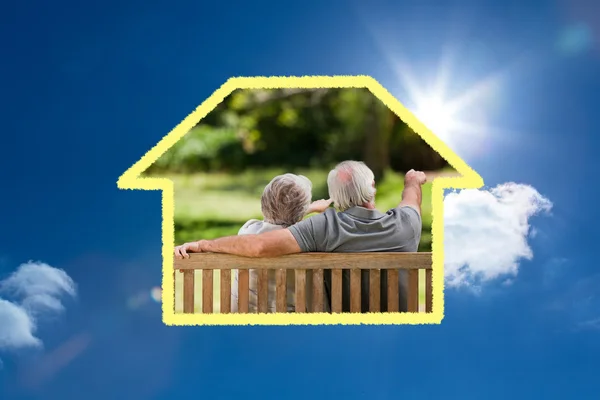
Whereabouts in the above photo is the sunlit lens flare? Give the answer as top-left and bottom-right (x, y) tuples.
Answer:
(406, 69), (501, 148)
(413, 96), (460, 141)
(557, 23), (593, 55)
(385, 54), (500, 149)
(150, 287), (162, 303)
(126, 287), (162, 310)
(367, 28), (505, 155)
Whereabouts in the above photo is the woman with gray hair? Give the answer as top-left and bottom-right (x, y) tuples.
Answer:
(231, 173), (332, 313)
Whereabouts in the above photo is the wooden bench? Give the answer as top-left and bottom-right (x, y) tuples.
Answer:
(174, 252), (433, 314)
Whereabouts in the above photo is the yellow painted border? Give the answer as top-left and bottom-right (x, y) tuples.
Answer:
(117, 75), (484, 326)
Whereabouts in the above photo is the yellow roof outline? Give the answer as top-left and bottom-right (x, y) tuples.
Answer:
(117, 75), (484, 326)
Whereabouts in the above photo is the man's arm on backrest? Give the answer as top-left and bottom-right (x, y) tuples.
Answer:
(199, 229), (301, 257)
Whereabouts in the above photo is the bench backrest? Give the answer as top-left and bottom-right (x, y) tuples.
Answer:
(174, 252), (432, 314)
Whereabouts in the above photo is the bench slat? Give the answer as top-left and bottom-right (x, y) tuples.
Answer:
(408, 269), (419, 312)
(331, 269), (342, 313)
(238, 269), (249, 313)
(175, 252), (432, 270)
(295, 269), (306, 313)
(276, 269), (286, 312)
(220, 269), (231, 314)
(257, 269), (268, 313)
(312, 269), (324, 312)
(202, 270), (213, 314)
(369, 270), (380, 312)
(183, 270), (194, 313)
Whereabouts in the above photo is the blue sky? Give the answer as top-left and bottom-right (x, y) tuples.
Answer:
(0, 0), (599, 398)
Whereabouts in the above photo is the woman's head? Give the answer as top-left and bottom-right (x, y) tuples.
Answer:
(261, 174), (312, 227)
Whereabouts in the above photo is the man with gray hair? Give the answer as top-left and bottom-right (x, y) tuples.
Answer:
(175, 160), (426, 312)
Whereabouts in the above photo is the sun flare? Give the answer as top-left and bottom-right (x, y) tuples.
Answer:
(413, 95), (460, 141)
(369, 31), (504, 154)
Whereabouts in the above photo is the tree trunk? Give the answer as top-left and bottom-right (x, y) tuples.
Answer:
(363, 97), (391, 182)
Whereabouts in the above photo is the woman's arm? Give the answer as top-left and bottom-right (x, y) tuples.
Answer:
(306, 199), (333, 215)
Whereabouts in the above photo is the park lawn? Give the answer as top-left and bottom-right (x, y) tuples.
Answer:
(166, 168), (433, 244)
(158, 168), (433, 313)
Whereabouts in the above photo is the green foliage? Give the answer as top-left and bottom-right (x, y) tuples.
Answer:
(148, 88), (449, 175)
(151, 125), (242, 172)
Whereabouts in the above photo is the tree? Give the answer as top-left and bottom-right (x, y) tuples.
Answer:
(148, 88), (448, 175)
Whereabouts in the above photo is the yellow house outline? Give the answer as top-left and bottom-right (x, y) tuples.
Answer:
(117, 75), (484, 326)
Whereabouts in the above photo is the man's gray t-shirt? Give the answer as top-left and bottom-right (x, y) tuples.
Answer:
(288, 205), (422, 312)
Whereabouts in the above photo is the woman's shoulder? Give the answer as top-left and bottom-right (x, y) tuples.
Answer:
(238, 219), (262, 235)
(238, 219), (284, 235)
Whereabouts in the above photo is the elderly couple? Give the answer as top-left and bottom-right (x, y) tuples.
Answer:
(174, 160), (427, 313)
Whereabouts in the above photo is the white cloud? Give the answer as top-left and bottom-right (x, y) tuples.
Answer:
(444, 183), (552, 287)
(0, 299), (41, 349)
(0, 262), (76, 354)
(1, 262), (76, 314)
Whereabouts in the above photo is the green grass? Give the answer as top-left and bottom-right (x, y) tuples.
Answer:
(152, 168), (434, 313)
(164, 168), (433, 245)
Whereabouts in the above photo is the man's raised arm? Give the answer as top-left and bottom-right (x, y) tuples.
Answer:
(174, 228), (301, 259)
(398, 169), (427, 215)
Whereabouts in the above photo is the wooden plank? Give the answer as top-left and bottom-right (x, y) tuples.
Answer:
(350, 269), (361, 313)
(175, 252), (432, 271)
(276, 269), (286, 313)
(238, 269), (249, 313)
(295, 269), (306, 313)
(183, 269), (194, 314)
(257, 269), (269, 313)
(331, 269), (342, 313)
(312, 269), (324, 313)
(408, 269), (419, 312)
(387, 269), (399, 312)
(369, 269), (381, 312)
(220, 269), (231, 314)
(425, 268), (433, 313)
(202, 270), (213, 314)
